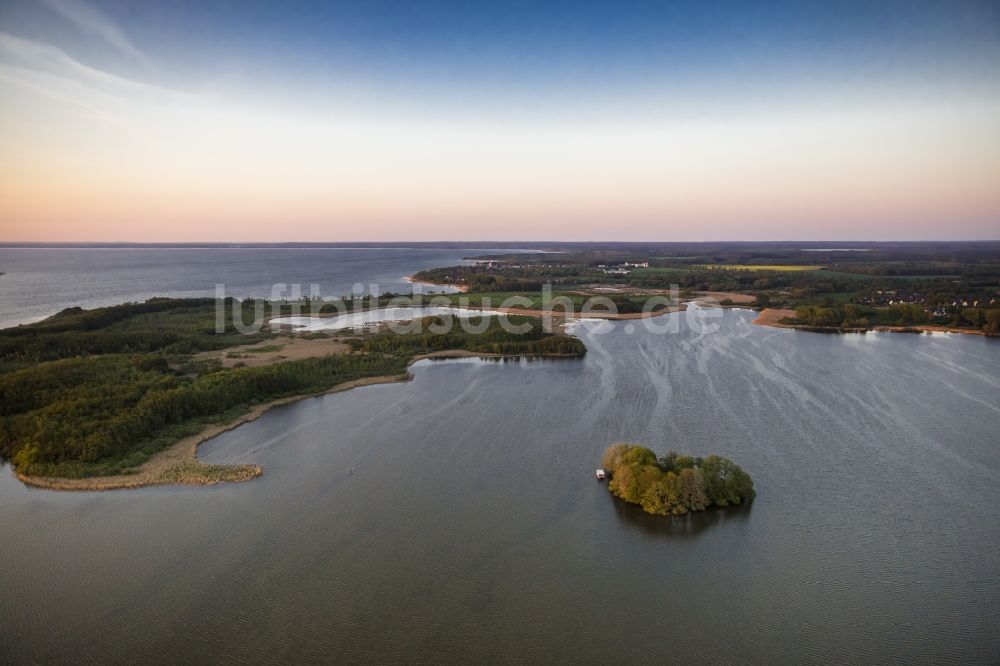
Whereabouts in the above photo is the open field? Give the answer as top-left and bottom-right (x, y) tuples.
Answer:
(695, 291), (757, 304)
(200, 335), (350, 368)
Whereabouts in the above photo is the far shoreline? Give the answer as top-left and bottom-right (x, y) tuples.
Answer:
(752, 308), (994, 338)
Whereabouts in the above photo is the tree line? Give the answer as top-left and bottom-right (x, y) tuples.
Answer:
(793, 303), (1000, 333)
(601, 444), (755, 516)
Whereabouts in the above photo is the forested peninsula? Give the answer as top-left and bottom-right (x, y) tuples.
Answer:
(601, 444), (755, 515)
(0, 298), (584, 489)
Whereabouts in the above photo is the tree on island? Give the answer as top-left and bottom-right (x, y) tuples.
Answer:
(601, 444), (754, 516)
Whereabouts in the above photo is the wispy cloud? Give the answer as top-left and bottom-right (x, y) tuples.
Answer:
(0, 33), (163, 96)
(0, 64), (123, 122)
(40, 0), (149, 64)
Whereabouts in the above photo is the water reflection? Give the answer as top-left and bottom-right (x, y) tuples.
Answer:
(610, 494), (754, 538)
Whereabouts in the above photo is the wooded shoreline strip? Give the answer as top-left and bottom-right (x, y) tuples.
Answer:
(751, 308), (993, 337)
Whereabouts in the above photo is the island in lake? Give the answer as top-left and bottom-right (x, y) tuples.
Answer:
(600, 444), (755, 515)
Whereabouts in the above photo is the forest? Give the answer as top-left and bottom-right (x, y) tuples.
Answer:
(1, 299), (583, 479)
(600, 443), (755, 516)
(0, 298), (274, 370)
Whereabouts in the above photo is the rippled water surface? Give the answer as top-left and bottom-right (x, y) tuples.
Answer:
(1, 309), (998, 664)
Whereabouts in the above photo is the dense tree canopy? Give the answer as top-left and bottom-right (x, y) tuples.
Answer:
(601, 444), (754, 515)
(0, 298), (276, 369)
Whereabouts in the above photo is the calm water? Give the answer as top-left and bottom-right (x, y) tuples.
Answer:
(1, 307), (998, 664)
(0, 246), (491, 328)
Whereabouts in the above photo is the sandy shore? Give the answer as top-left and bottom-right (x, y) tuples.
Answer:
(751, 308), (798, 328)
(403, 275), (469, 293)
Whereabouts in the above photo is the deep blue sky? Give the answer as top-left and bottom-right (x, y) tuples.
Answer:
(6, 0), (999, 101)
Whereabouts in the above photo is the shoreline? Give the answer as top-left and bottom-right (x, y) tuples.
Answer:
(12, 350), (573, 492)
(403, 275), (469, 293)
(751, 308), (993, 337)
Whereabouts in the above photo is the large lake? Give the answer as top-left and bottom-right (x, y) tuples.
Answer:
(1, 300), (998, 663)
(0, 245), (493, 328)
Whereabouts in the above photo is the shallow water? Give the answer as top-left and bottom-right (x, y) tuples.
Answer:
(1, 308), (998, 663)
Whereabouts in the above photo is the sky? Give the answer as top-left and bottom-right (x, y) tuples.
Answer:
(0, 0), (999, 242)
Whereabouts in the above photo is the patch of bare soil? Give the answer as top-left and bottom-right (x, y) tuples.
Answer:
(751, 308), (798, 327)
(196, 335), (351, 368)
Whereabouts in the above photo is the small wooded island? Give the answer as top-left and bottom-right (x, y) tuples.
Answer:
(601, 444), (754, 515)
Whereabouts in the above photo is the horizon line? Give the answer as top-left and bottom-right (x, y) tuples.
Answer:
(2, 239), (1000, 246)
